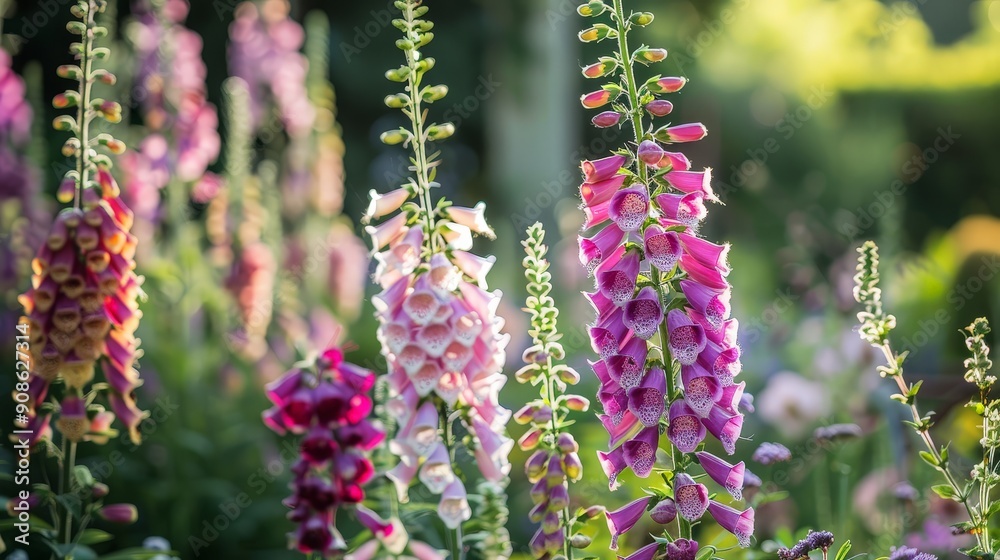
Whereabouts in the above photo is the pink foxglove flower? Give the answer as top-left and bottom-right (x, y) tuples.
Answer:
(707, 501), (755, 548)
(606, 496), (651, 549)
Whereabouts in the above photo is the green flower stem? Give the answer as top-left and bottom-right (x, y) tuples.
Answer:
(73, 1), (97, 209)
(612, 0), (693, 540)
(874, 340), (983, 550)
(400, 0), (438, 254)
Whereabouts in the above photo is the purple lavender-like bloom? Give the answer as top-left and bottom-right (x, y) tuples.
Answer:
(778, 531), (836, 560)
(889, 547), (938, 560)
(752, 442), (792, 465)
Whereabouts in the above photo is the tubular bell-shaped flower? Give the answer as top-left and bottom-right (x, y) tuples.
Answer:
(365, 2), (511, 557)
(517, 223), (599, 558)
(576, 0), (753, 550)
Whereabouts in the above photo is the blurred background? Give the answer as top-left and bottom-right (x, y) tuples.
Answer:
(2, 0), (1000, 557)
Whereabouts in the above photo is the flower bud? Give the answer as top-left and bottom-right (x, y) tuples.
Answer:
(569, 534), (593, 548)
(533, 405), (553, 424)
(529, 502), (548, 523)
(579, 505), (605, 519)
(56, 65), (82, 80)
(384, 94), (408, 108)
(380, 130), (408, 145)
(530, 478), (549, 504)
(514, 403), (539, 424)
(582, 57), (618, 78)
(421, 85), (449, 102)
(577, 1), (607, 17)
(630, 12), (654, 26)
(645, 99), (674, 117)
(57, 177), (77, 203)
(592, 111), (621, 128)
(564, 452), (583, 481)
(519, 426), (543, 450)
(655, 122), (708, 144)
(561, 394), (590, 412)
(61, 138), (80, 157)
(647, 76), (687, 94)
(92, 482), (110, 498)
(556, 432), (579, 453)
(525, 449), (549, 482)
(650, 498), (677, 524)
(385, 66), (411, 82)
(66, 21), (87, 35)
(395, 38), (414, 50)
(98, 503), (138, 524)
(636, 48), (668, 63)
(91, 69), (116, 86)
(53, 115), (76, 131)
(515, 364), (541, 383)
(542, 511), (561, 533)
(580, 89), (613, 109)
(637, 140), (665, 165)
(53, 91), (80, 108)
(578, 24), (614, 42)
(558, 366), (582, 385)
(426, 123), (455, 141)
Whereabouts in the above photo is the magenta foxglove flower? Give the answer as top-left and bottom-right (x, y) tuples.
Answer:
(597, 248), (641, 306)
(623, 426), (659, 478)
(609, 185), (651, 232)
(263, 346), (384, 557)
(707, 501), (755, 547)
(581, 89), (613, 108)
(623, 287), (663, 340)
(667, 400), (706, 453)
(662, 123), (708, 143)
(696, 451), (745, 500)
(674, 473), (709, 521)
(656, 192), (706, 228)
(667, 308), (708, 365)
(598, 446), (627, 490)
(606, 496), (651, 549)
(593, 111), (623, 127)
(645, 99), (673, 117)
(628, 366), (666, 427)
(579, 224), (626, 275)
(643, 225), (682, 272)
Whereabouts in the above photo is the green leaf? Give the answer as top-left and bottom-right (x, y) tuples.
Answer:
(834, 541), (853, 560)
(919, 450), (939, 467)
(79, 529), (114, 545)
(931, 484), (957, 500)
(99, 548), (179, 560)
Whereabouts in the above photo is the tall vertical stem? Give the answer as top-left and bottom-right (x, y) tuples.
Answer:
(74, 1), (96, 209)
(614, 0), (692, 540)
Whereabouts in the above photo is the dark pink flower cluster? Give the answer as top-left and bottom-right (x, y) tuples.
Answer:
(228, 0), (315, 138)
(263, 347), (385, 557)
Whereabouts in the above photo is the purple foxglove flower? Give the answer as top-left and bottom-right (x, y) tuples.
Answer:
(674, 473), (709, 520)
(645, 99), (673, 117)
(601, 409), (641, 448)
(401, 401), (440, 457)
(545, 453), (566, 485)
(699, 343), (741, 386)
(582, 154), (628, 183)
(681, 362), (722, 417)
(664, 122), (708, 143)
(387, 446), (419, 502)
(680, 280), (731, 332)
(667, 400), (706, 453)
(579, 223), (626, 274)
(643, 225), (682, 272)
(607, 336), (649, 389)
(666, 538), (699, 560)
(680, 254), (729, 291)
(609, 185), (650, 232)
(590, 311), (631, 360)
(628, 367), (667, 427)
(529, 529), (547, 557)
(707, 501), (755, 548)
(419, 443), (456, 493)
(581, 173), (628, 208)
(700, 315), (738, 347)
(623, 286), (663, 340)
(593, 110), (623, 127)
(650, 498), (677, 524)
(557, 432), (580, 453)
(666, 169), (715, 200)
(667, 308), (708, 365)
(598, 445), (627, 490)
(624, 542), (662, 560)
(702, 405), (744, 455)
(597, 248), (640, 306)
(696, 451), (745, 500)
(623, 425), (659, 478)
(525, 449), (549, 482)
(637, 140), (664, 165)
(718, 382), (747, 414)
(356, 506), (408, 554)
(679, 233), (730, 274)
(605, 496), (651, 549)
(366, 187), (410, 221)
(437, 480), (471, 529)
(752, 442), (792, 465)
(564, 451), (583, 481)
